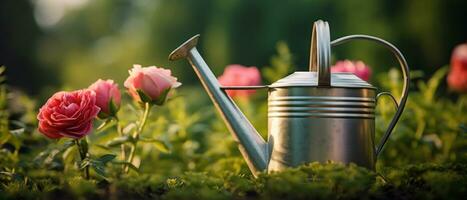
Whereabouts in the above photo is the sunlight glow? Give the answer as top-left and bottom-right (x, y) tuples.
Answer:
(32, 0), (89, 28)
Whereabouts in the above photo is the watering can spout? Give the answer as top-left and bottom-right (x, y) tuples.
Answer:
(169, 35), (269, 176)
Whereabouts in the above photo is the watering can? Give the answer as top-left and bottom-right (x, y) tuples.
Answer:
(169, 20), (409, 176)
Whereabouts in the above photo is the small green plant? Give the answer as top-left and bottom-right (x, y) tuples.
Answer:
(375, 67), (467, 168)
(262, 41), (294, 83)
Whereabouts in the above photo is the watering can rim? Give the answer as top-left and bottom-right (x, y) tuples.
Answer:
(268, 71), (376, 89)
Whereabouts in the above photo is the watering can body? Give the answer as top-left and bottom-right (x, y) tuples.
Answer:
(169, 20), (409, 176)
(267, 74), (377, 171)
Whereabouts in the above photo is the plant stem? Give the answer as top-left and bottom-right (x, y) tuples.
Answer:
(125, 102), (151, 173)
(113, 116), (126, 171)
(96, 119), (111, 132)
(75, 139), (89, 179)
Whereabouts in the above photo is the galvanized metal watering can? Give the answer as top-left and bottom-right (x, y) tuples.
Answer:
(169, 20), (409, 176)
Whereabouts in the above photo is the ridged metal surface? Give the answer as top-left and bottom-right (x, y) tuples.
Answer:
(269, 95), (375, 118)
(267, 87), (377, 171)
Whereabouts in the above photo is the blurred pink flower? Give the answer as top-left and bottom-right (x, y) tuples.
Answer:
(124, 64), (181, 105)
(331, 60), (372, 81)
(447, 43), (467, 92)
(88, 79), (121, 118)
(218, 64), (261, 98)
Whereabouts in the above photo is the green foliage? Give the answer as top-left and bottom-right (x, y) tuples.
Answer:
(0, 162), (465, 199)
(139, 137), (171, 153)
(375, 67), (467, 167)
(0, 66), (9, 147)
(33, 140), (75, 170)
(383, 163), (467, 199)
(262, 41), (294, 83)
(256, 163), (377, 199)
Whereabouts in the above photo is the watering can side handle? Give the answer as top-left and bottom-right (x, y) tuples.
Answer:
(376, 92), (399, 108)
(330, 35), (410, 157)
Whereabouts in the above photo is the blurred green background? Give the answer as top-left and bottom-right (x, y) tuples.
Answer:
(1, 0), (466, 98)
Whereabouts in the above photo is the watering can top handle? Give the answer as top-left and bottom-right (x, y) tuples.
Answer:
(309, 20), (332, 86)
(330, 34), (410, 157)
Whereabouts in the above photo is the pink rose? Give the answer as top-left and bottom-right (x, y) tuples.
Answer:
(218, 64), (262, 98)
(447, 43), (467, 92)
(124, 64), (181, 105)
(331, 60), (372, 81)
(88, 79), (121, 118)
(37, 90), (100, 139)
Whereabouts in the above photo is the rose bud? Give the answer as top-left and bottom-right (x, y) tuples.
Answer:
(218, 64), (262, 98)
(124, 64), (181, 105)
(447, 43), (467, 92)
(37, 89), (100, 139)
(331, 60), (372, 81)
(88, 79), (121, 118)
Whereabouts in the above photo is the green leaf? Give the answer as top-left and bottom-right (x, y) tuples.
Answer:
(153, 141), (171, 153)
(154, 88), (171, 105)
(97, 111), (110, 119)
(91, 163), (107, 178)
(94, 144), (111, 151)
(109, 98), (120, 116)
(34, 140), (75, 165)
(62, 140), (76, 151)
(9, 128), (25, 135)
(262, 41), (293, 83)
(140, 137), (171, 153)
(9, 120), (26, 136)
(88, 155), (115, 179)
(424, 66), (448, 102)
(96, 154), (116, 164)
(112, 161), (139, 173)
(106, 136), (131, 147)
(0, 132), (11, 146)
(62, 146), (77, 164)
(136, 89), (153, 103)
